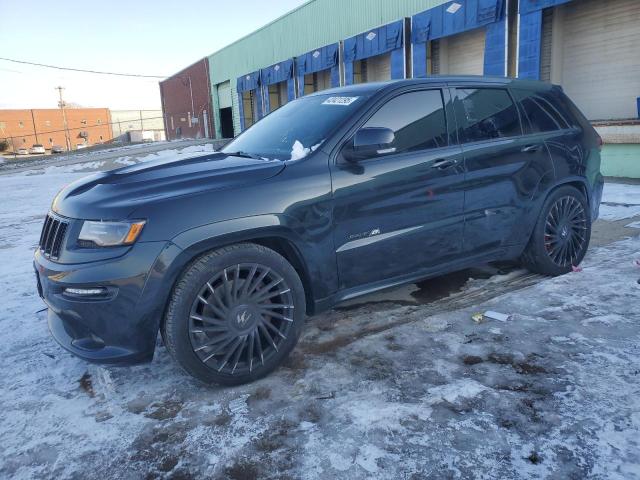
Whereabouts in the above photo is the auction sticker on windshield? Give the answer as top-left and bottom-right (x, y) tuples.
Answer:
(322, 96), (359, 106)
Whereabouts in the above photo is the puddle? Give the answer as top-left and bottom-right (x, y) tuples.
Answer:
(411, 262), (519, 304)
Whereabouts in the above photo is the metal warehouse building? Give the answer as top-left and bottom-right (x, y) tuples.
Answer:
(161, 0), (640, 177)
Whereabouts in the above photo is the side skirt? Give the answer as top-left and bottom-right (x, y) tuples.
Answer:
(312, 244), (526, 314)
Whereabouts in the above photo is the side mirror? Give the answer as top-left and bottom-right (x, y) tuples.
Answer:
(344, 127), (395, 161)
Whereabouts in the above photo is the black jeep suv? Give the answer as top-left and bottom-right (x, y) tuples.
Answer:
(35, 77), (603, 385)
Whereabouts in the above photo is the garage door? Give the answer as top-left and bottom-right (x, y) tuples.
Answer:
(559, 0), (640, 120)
(434, 28), (486, 75)
(217, 81), (232, 109)
(366, 52), (392, 82)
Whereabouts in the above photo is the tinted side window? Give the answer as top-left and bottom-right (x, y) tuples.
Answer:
(541, 89), (581, 128)
(513, 89), (571, 133)
(456, 88), (521, 142)
(363, 90), (448, 154)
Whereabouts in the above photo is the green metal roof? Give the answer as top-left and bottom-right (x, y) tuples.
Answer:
(208, 0), (449, 86)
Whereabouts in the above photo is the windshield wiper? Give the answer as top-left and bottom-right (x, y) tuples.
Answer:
(224, 150), (264, 160)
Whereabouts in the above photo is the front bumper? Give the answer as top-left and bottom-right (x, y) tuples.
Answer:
(34, 241), (183, 365)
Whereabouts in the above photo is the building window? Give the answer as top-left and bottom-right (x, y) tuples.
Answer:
(97, 119), (102, 125)
(44, 120), (51, 127)
(18, 121), (24, 128)
(0, 121), (6, 129)
(49, 138), (53, 144)
(81, 119), (87, 125)
(99, 135), (103, 140)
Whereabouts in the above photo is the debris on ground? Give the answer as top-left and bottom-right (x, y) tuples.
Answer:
(483, 311), (512, 322)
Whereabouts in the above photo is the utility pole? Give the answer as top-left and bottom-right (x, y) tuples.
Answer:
(55, 86), (71, 151)
(30, 109), (39, 144)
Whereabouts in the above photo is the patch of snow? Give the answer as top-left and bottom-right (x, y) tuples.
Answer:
(289, 140), (323, 161)
(114, 156), (135, 166)
(425, 379), (488, 405)
(599, 182), (640, 220)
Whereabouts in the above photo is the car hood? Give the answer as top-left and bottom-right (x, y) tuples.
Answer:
(51, 152), (285, 219)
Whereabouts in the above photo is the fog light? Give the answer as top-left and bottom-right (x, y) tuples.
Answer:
(64, 287), (107, 296)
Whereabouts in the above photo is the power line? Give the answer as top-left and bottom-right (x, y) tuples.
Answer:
(0, 112), (197, 139)
(0, 57), (167, 79)
(3, 116), (164, 138)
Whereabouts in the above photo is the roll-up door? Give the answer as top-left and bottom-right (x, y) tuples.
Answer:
(303, 69), (332, 95)
(433, 28), (486, 75)
(366, 53), (392, 82)
(539, 9), (553, 83)
(557, 0), (640, 120)
(217, 81), (232, 109)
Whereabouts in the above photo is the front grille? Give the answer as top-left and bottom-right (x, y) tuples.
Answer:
(39, 214), (69, 260)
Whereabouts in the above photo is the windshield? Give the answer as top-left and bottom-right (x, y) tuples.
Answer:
(222, 93), (370, 161)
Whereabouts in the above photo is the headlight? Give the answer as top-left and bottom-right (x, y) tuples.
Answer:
(78, 220), (146, 247)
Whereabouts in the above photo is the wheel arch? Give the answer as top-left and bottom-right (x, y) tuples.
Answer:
(167, 215), (319, 318)
(519, 177), (591, 254)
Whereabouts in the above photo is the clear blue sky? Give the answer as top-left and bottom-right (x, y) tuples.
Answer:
(0, 0), (307, 110)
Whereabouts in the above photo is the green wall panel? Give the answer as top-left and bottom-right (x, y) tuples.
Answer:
(601, 144), (640, 179)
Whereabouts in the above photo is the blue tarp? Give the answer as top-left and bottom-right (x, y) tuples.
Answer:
(483, 20), (507, 75)
(236, 70), (261, 93)
(236, 70), (263, 131)
(260, 59), (296, 114)
(518, 10), (543, 79)
(296, 43), (339, 76)
(411, 0), (505, 44)
(519, 0), (573, 15)
(343, 20), (404, 63)
(343, 20), (405, 85)
(295, 43), (341, 97)
(412, 0), (507, 78)
(261, 59), (294, 86)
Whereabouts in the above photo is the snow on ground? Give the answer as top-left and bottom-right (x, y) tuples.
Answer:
(0, 152), (639, 479)
(599, 183), (640, 220)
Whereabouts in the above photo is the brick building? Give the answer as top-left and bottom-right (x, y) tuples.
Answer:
(0, 108), (113, 152)
(159, 58), (215, 140)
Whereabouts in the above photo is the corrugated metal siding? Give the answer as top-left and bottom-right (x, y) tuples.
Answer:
(208, 0), (449, 86)
(560, 0), (640, 120)
(231, 86), (241, 135)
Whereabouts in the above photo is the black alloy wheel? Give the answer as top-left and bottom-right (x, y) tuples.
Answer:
(189, 263), (295, 375)
(163, 243), (306, 386)
(543, 195), (588, 268)
(521, 185), (591, 276)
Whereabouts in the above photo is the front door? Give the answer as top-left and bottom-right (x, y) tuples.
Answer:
(331, 88), (466, 291)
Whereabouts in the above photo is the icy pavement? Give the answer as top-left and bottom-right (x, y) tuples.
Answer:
(0, 155), (639, 479)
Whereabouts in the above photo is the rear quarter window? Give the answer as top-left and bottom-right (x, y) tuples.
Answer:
(513, 88), (574, 133)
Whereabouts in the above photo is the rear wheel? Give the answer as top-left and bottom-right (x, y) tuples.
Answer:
(163, 243), (306, 385)
(521, 185), (591, 276)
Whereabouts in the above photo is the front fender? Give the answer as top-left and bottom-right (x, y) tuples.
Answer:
(170, 213), (338, 309)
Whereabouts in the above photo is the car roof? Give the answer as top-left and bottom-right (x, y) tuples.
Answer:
(306, 76), (554, 97)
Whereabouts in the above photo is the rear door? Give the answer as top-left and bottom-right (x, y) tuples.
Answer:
(331, 87), (465, 290)
(452, 86), (554, 255)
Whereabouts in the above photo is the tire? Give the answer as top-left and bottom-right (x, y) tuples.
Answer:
(521, 185), (591, 276)
(163, 243), (306, 386)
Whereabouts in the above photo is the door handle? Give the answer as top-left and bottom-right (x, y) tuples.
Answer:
(521, 144), (543, 153)
(432, 158), (457, 170)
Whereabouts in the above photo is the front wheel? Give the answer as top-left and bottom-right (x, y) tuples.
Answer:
(521, 185), (591, 276)
(163, 243), (306, 385)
